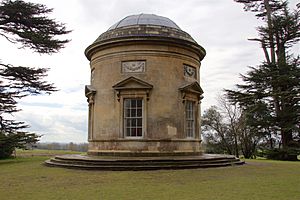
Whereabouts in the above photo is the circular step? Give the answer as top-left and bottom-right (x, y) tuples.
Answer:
(45, 154), (245, 170)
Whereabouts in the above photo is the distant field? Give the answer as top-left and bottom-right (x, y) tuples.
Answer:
(15, 149), (84, 157)
(0, 150), (299, 200)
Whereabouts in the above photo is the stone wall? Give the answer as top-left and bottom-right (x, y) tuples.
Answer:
(86, 32), (204, 156)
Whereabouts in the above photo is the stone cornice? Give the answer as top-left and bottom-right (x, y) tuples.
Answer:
(85, 34), (206, 61)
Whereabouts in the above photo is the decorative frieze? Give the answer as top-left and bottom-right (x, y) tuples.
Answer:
(184, 65), (196, 79)
(122, 61), (146, 73)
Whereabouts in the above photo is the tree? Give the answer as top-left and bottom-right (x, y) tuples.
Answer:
(227, 0), (300, 149)
(218, 95), (242, 157)
(0, 0), (70, 53)
(202, 95), (243, 157)
(202, 95), (265, 159)
(0, 0), (70, 158)
(202, 106), (235, 155)
(238, 102), (270, 158)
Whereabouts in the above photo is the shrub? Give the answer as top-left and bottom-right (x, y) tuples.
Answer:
(263, 148), (300, 161)
(0, 132), (39, 159)
(0, 133), (15, 158)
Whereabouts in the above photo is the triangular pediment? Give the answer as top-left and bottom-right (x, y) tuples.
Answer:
(179, 82), (203, 94)
(85, 85), (96, 97)
(113, 76), (153, 90)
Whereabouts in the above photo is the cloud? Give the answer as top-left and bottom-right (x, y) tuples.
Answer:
(16, 102), (88, 143)
(15, 84), (88, 143)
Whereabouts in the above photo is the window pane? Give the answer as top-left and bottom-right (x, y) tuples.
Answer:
(126, 119), (131, 127)
(125, 109), (130, 117)
(137, 118), (142, 126)
(137, 128), (142, 137)
(131, 100), (136, 108)
(131, 109), (136, 117)
(132, 128), (137, 137)
(137, 109), (142, 117)
(132, 119), (137, 126)
(137, 100), (142, 107)
(125, 99), (131, 108)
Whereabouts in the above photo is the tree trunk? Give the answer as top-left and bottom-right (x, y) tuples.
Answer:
(264, 0), (276, 64)
(234, 133), (239, 158)
(281, 130), (293, 148)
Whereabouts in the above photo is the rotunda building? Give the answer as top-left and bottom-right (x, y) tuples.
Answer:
(85, 14), (206, 156)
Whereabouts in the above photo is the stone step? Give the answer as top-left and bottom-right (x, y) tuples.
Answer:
(48, 157), (241, 166)
(44, 154), (245, 170)
(45, 159), (244, 171)
(53, 154), (239, 162)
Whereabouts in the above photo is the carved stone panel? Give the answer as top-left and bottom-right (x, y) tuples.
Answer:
(184, 65), (196, 79)
(122, 61), (146, 73)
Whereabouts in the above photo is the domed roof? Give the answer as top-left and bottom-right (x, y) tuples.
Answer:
(108, 14), (181, 30)
(85, 14), (206, 61)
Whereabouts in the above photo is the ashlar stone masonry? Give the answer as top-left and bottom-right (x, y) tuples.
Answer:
(84, 14), (206, 156)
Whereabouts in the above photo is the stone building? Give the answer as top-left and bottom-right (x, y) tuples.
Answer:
(45, 14), (245, 169)
(84, 14), (206, 156)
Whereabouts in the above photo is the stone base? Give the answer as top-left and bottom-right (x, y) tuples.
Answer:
(45, 154), (245, 171)
(88, 139), (203, 156)
(87, 150), (203, 157)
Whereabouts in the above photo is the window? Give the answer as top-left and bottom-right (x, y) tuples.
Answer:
(179, 82), (202, 139)
(113, 76), (152, 139)
(185, 100), (195, 138)
(124, 99), (143, 137)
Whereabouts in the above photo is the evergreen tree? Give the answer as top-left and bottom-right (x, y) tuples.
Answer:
(0, 0), (70, 158)
(227, 0), (300, 149)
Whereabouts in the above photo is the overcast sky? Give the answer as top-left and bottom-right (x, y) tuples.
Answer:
(1, 0), (299, 143)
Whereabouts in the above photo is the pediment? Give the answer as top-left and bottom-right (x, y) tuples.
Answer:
(179, 82), (203, 95)
(85, 85), (96, 97)
(113, 76), (153, 90)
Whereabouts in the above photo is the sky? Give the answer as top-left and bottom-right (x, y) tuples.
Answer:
(1, 0), (299, 143)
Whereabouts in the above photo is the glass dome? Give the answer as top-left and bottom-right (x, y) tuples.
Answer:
(85, 13), (206, 61)
(108, 14), (181, 30)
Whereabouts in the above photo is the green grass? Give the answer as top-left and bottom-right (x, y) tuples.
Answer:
(0, 150), (300, 200)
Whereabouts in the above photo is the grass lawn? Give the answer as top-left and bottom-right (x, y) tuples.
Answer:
(0, 150), (299, 200)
